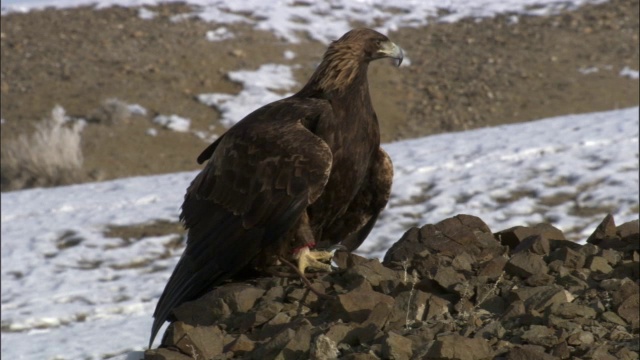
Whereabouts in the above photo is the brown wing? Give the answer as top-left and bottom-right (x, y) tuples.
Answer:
(150, 100), (332, 347)
(321, 147), (393, 252)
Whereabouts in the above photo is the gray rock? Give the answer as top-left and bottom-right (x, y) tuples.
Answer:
(551, 302), (597, 319)
(566, 330), (594, 346)
(520, 325), (558, 348)
(310, 334), (339, 360)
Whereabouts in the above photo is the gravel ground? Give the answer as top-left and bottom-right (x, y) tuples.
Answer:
(0, 0), (638, 189)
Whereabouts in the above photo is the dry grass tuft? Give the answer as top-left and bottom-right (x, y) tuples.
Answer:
(1, 105), (86, 191)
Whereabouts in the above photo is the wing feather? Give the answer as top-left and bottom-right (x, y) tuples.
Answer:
(150, 101), (333, 346)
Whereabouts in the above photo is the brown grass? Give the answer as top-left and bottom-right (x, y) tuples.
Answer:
(1, 105), (85, 191)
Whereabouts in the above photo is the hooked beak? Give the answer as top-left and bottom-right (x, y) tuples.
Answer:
(378, 40), (404, 67)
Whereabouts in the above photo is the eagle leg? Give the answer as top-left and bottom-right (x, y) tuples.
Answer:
(294, 247), (334, 274)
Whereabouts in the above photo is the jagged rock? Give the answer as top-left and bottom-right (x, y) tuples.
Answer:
(144, 348), (193, 360)
(547, 247), (586, 269)
(145, 215), (640, 360)
(511, 285), (571, 312)
(551, 302), (597, 319)
(433, 265), (467, 291)
(334, 281), (395, 323)
(506, 345), (557, 360)
(505, 252), (548, 278)
(478, 256), (508, 280)
(386, 289), (430, 329)
(567, 330), (595, 346)
(618, 293), (639, 331)
(310, 334), (340, 360)
(496, 223), (565, 250)
(520, 324), (559, 348)
(381, 331), (413, 360)
(601, 311), (627, 326)
(383, 214), (494, 265)
(343, 257), (402, 288)
(585, 255), (613, 274)
(551, 341), (571, 359)
(512, 235), (550, 255)
(161, 321), (224, 359)
(587, 214), (618, 245)
(224, 333), (255, 355)
(426, 334), (492, 360)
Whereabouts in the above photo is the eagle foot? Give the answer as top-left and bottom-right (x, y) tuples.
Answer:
(294, 245), (346, 274)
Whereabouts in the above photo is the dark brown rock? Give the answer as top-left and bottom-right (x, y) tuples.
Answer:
(162, 322), (224, 359)
(617, 219), (639, 245)
(478, 256), (508, 280)
(512, 235), (550, 255)
(547, 247), (586, 269)
(386, 289), (430, 329)
(511, 285), (571, 312)
(505, 252), (548, 278)
(144, 348), (193, 360)
(334, 281), (395, 323)
(587, 213), (617, 245)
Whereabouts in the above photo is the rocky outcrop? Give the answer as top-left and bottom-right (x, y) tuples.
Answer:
(145, 214), (639, 360)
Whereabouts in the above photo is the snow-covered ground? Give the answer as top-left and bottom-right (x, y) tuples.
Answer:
(1, 0), (638, 359)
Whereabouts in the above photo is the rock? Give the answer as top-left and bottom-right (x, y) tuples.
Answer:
(551, 341), (571, 359)
(334, 281), (395, 323)
(566, 331), (594, 346)
(433, 265), (467, 291)
(618, 293), (639, 331)
(587, 214), (617, 245)
(381, 331), (413, 360)
(585, 256), (613, 274)
(505, 252), (548, 278)
(162, 322), (224, 359)
(520, 325), (558, 348)
(511, 285), (571, 312)
(224, 333), (255, 355)
(617, 219), (639, 246)
(601, 311), (627, 326)
(547, 247), (586, 269)
(310, 334), (340, 360)
(426, 334), (492, 360)
(343, 257), (402, 288)
(512, 235), (550, 255)
(386, 289), (430, 329)
(496, 223), (565, 250)
(252, 321), (312, 360)
(144, 348), (193, 360)
(551, 302), (597, 319)
(478, 256), (508, 280)
(506, 345), (557, 360)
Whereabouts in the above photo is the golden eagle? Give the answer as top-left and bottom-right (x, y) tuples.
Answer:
(150, 28), (402, 347)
